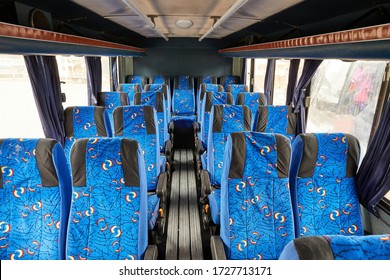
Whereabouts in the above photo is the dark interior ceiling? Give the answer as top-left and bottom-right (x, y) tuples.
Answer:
(0, 0), (390, 49)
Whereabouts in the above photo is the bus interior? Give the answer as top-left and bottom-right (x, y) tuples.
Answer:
(0, 0), (389, 261)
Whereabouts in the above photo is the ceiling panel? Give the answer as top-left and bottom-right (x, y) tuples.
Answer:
(72, 0), (302, 39)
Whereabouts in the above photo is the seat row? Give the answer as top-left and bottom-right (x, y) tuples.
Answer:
(0, 137), (160, 260)
(206, 131), (390, 260)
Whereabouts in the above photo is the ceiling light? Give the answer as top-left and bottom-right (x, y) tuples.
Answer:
(175, 19), (193, 29)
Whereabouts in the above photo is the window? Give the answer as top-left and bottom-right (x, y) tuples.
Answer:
(0, 55), (44, 138)
(273, 60), (290, 105)
(245, 58), (252, 90)
(101, 56), (111, 91)
(307, 60), (387, 159)
(253, 59), (267, 92)
(56, 56), (88, 108)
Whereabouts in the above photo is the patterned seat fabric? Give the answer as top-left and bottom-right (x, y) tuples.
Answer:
(125, 75), (147, 88)
(134, 91), (169, 153)
(197, 83), (224, 119)
(118, 83), (141, 105)
(144, 84), (171, 120)
(219, 75), (240, 91)
(66, 138), (148, 260)
(198, 91), (234, 151)
(236, 92), (267, 119)
(0, 138), (72, 260)
(64, 106), (111, 162)
(220, 132), (294, 259)
(279, 235), (390, 260)
(149, 75), (170, 86)
(97, 91), (129, 130)
(253, 105), (296, 141)
(226, 84), (248, 102)
(174, 75), (194, 90)
(290, 133), (362, 238)
(206, 105), (252, 224)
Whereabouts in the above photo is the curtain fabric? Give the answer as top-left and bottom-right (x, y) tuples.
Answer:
(356, 98), (390, 215)
(110, 56), (119, 91)
(264, 59), (276, 104)
(286, 59), (301, 105)
(85, 56), (102, 105)
(292, 59), (323, 134)
(24, 55), (65, 145)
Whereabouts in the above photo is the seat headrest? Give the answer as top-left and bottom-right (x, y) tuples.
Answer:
(113, 105), (156, 136)
(211, 105), (252, 133)
(133, 91), (165, 113)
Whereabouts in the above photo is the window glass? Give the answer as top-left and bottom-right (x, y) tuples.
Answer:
(101, 56), (111, 92)
(253, 59), (267, 93)
(273, 60), (290, 105)
(307, 60), (387, 159)
(0, 55), (44, 138)
(56, 56), (88, 108)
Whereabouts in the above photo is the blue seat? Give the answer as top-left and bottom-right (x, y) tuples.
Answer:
(113, 105), (168, 230)
(197, 91), (234, 152)
(64, 106), (111, 162)
(97, 91), (129, 130)
(0, 138), (72, 260)
(197, 83), (224, 120)
(253, 105), (296, 141)
(149, 76), (170, 93)
(211, 132), (294, 259)
(118, 83), (141, 105)
(144, 84), (171, 120)
(279, 235), (390, 260)
(226, 84), (248, 102)
(125, 75), (147, 88)
(197, 76), (217, 100)
(290, 133), (363, 237)
(134, 91), (172, 154)
(236, 92), (267, 119)
(219, 75), (240, 91)
(203, 105), (252, 225)
(66, 138), (156, 260)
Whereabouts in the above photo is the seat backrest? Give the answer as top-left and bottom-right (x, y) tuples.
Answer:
(253, 105), (296, 141)
(279, 235), (390, 260)
(226, 84), (249, 101)
(97, 91), (129, 130)
(149, 75), (170, 86)
(118, 83), (141, 105)
(174, 75), (194, 90)
(134, 91), (168, 152)
(113, 105), (160, 191)
(144, 84), (171, 119)
(290, 132), (362, 238)
(236, 92), (267, 118)
(125, 75), (147, 88)
(0, 138), (72, 260)
(199, 91), (234, 147)
(197, 83), (224, 118)
(66, 138), (148, 260)
(220, 132), (294, 260)
(207, 105), (252, 186)
(64, 106), (111, 160)
(172, 89), (195, 116)
(219, 75), (240, 90)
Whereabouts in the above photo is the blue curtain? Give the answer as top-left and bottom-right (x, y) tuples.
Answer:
(292, 59), (323, 134)
(264, 59), (275, 104)
(85, 56), (102, 105)
(110, 56), (119, 91)
(286, 59), (301, 105)
(24, 56), (65, 145)
(356, 98), (390, 215)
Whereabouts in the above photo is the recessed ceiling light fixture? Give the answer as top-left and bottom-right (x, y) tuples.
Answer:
(175, 19), (193, 29)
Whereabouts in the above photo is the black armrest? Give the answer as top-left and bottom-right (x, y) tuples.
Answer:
(157, 172), (168, 203)
(200, 170), (211, 203)
(144, 245), (158, 260)
(165, 139), (173, 157)
(193, 122), (200, 133)
(195, 139), (205, 155)
(210, 236), (226, 260)
(168, 121), (175, 133)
